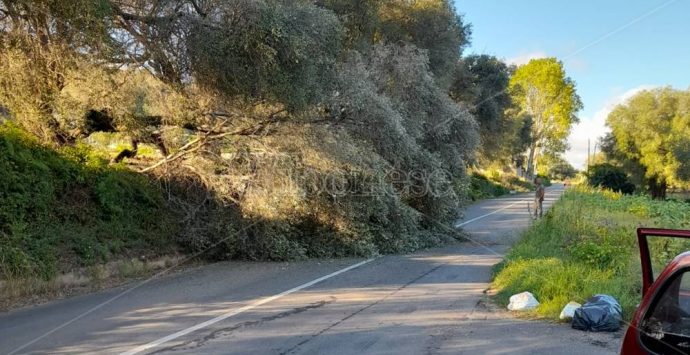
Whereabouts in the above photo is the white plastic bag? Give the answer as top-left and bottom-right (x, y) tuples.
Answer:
(559, 301), (582, 319)
(507, 291), (539, 311)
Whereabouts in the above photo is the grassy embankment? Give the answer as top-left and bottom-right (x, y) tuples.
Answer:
(0, 125), (178, 282)
(468, 171), (535, 201)
(493, 186), (690, 320)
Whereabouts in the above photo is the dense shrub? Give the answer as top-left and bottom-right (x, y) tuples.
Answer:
(0, 125), (177, 279)
(466, 172), (533, 201)
(588, 163), (635, 194)
(468, 173), (509, 201)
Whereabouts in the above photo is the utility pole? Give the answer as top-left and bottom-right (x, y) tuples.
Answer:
(587, 138), (590, 174)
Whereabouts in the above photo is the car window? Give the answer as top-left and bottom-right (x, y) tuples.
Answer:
(641, 271), (690, 354)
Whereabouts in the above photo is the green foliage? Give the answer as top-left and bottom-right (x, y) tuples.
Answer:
(588, 163), (635, 194)
(510, 58), (582, 145)
(186, 1), (343, 111)
(547, 159), (577, 181)
(321, 0), (472, 87)
(450, 54), (514, 160)
(535, 174), (551, 187)
(468, 173), (508, 200)
(3, 0), (113, 50)
(0, 124), (176, 279)
(493, 187), (690, 320)
(537, 152), (576, 180)
(606, 87), (690, 197)
(378, 0), (471, 87)
(327, 44), (479, 227)
(509, 58), (582, 175)
(466, 172), (533, 201)
(317, 0), (380, 52)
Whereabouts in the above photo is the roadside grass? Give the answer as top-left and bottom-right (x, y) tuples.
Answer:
(492, 186), (690, 321)
(468, 171), (533, 201)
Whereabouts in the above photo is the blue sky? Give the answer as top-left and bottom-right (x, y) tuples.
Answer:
(454, 0), (690, 169)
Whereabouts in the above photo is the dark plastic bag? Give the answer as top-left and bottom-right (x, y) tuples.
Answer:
(572, 294), (622, 332)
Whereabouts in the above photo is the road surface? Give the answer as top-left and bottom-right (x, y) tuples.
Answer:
(0, 184), (622, 354)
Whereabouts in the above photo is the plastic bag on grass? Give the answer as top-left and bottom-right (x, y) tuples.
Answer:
(559, 301), (582, 320)
(507, 291), (539, 311)
(572, 294), (622, 332)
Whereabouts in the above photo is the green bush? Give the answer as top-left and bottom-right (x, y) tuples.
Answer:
(469, 172), (509, 200)
(587, 163), (635, 194)
(0, 124), (177, 280)
(467, 172), (533, 201)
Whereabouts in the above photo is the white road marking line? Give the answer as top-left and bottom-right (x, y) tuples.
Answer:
(120, 258), (376, 355)
(454, 200), (524, 227)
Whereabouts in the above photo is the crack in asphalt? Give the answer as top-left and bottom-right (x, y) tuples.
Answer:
(280, 263), (445, 355)
(151, 297), (337, 354)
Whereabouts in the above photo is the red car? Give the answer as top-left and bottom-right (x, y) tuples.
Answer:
(621, 228), (690, 354)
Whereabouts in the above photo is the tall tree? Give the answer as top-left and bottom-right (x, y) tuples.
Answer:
(316, 0), (379, 52)
(0, 0), (114, 142)
(509, 58), (582, 177)
(606, 87), (690, 199)
(449, 54), (513, 161)
(377, 0), (470, 87)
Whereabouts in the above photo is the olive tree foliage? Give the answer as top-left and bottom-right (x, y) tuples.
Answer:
(606, 87), (690, 199)
(186, 1), (343, 111)
(315, 0), (379, 52)
(377, 0), (470, 87)
(0, 0), (345, 139)
(328, 44), (479, 224)
(509, 58), (582, 177)
(0, 0), (113, 51)
(319, 0), (471, 87)
(0, 0), (471, 138)
(449, 54), (514, 161)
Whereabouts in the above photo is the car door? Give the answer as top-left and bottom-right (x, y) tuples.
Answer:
(622, 228), (690, 354)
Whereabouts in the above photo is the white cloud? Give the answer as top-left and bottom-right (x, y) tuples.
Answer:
(505, 51), (548, 66)
(565, 85), (657, 169)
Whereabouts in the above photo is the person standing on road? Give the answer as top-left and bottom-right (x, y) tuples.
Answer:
(533, 177), (545, 218)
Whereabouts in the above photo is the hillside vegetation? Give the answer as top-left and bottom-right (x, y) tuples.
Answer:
(0, 125), (178, 279)
(468, 171), (535, 201)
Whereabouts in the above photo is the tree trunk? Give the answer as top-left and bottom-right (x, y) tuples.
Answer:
(648, 177), (667, 200)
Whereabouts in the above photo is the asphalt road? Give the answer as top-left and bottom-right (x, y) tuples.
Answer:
(0, 184), (622, 354)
